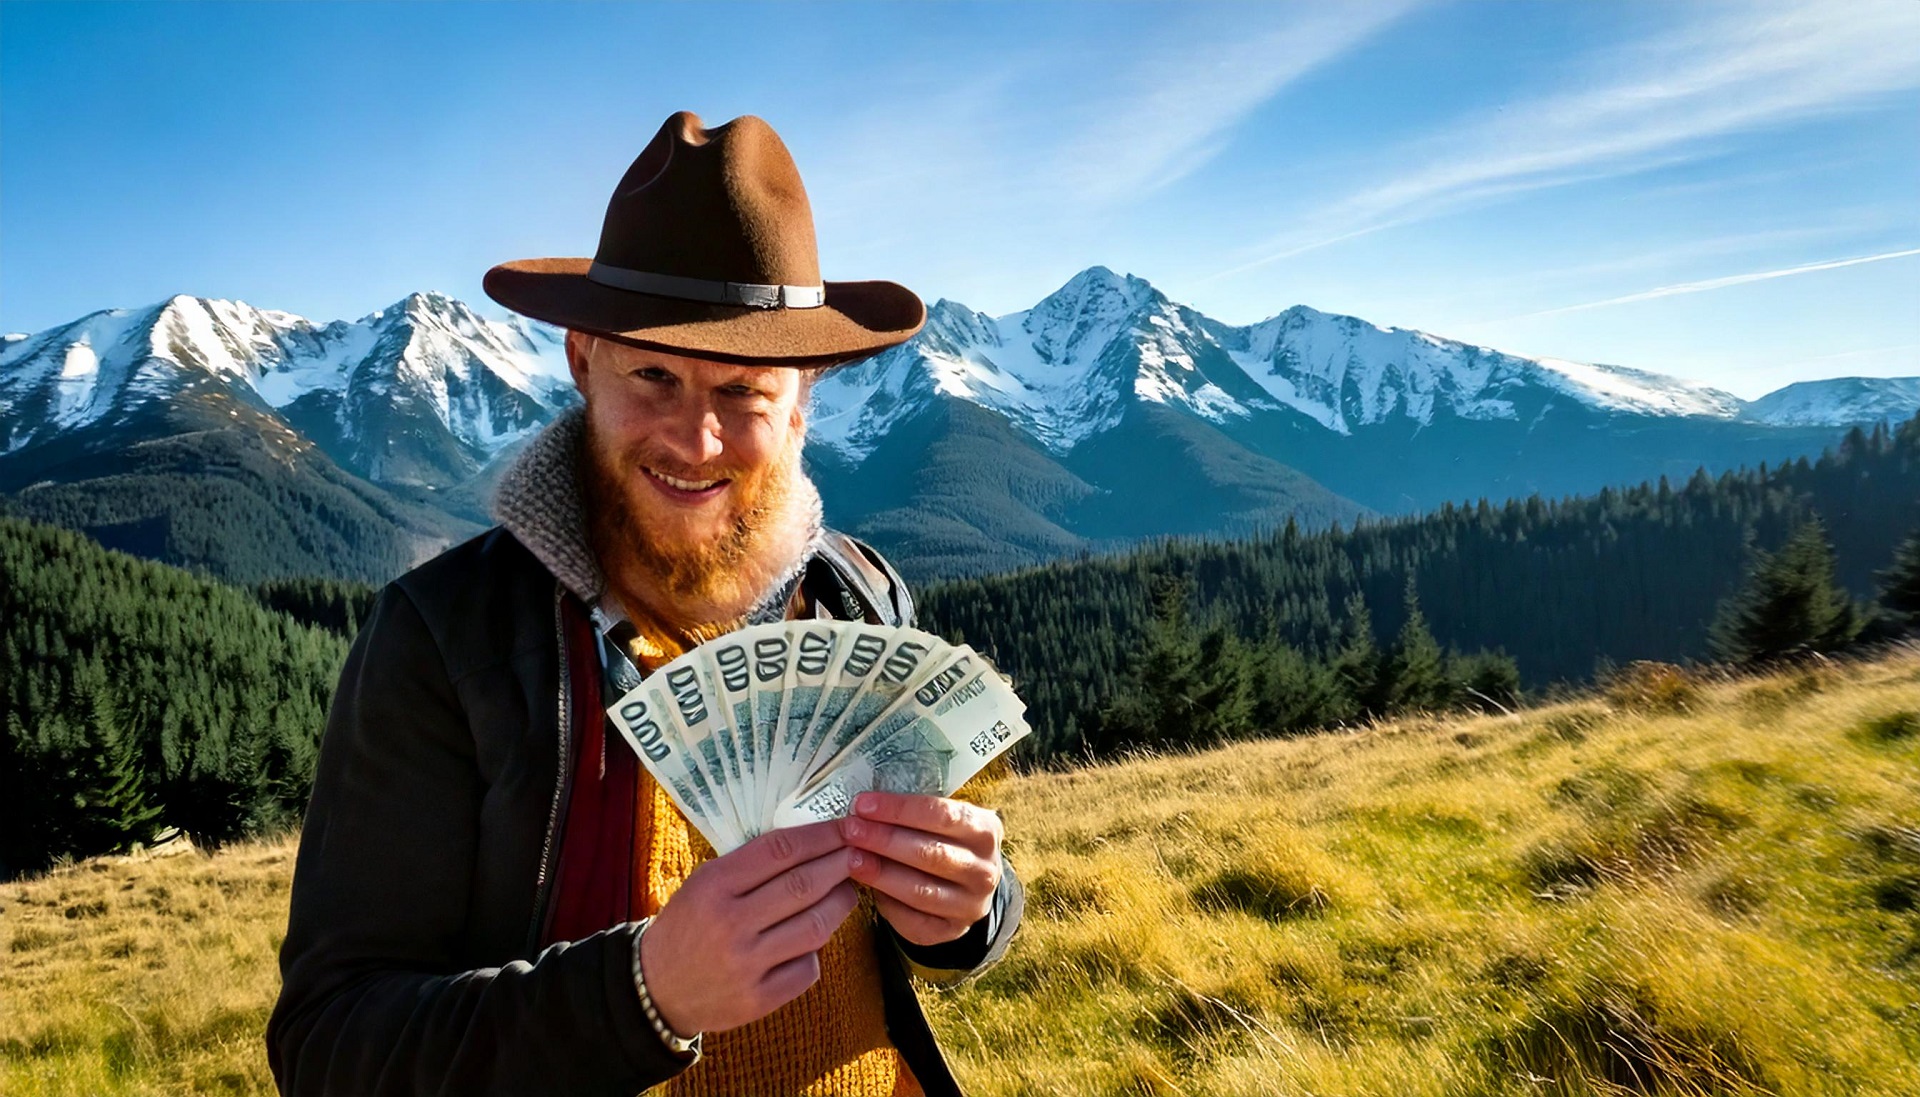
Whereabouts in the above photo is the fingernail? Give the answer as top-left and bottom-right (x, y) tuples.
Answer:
(843, 818), (865, 840)
(855, 793), (878, 816)
(849, 850), (864, 870)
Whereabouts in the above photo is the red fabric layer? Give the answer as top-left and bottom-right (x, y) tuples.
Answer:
(539, 596), (639, 948)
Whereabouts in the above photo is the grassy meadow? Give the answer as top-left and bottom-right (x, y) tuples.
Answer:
(5, 647), (1920, 1096)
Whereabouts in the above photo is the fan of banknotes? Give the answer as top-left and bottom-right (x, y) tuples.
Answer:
(604, 621), (1031, 854)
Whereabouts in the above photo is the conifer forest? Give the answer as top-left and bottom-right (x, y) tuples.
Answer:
(3, 414), (1916, 873)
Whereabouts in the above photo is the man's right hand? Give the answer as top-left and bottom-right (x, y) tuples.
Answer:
(637, 820), (860, 1036)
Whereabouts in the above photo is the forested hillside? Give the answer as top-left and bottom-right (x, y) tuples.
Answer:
(6, 413), (1914, 872)
(0, 395), (482, 585)
(0, 518), (349, 878)
(919, 415), (1920, 755)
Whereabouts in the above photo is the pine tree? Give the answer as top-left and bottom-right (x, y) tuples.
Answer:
(1097, 578), (1201, 749)
(1449, 649), (1523, 713)
(1328, 591), (1382, 723)
(1245, 636), (1336, 734)
(1098, 577), (1250, 749)
(1877, 529), (1920, 632)
(1387, 574), (1449, 713)
(93, 694), (165, 851)
(1709, 518), (1863, 666)
(1191, 626), (1254, 742)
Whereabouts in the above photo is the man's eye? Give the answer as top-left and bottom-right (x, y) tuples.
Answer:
(635, 367), (675, 383)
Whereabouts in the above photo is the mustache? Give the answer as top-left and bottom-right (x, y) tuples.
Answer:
(622, 453), (747, 483)
(622, 433), (806, 487)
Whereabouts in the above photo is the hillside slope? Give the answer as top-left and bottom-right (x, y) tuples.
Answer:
(0, 516), (349, 876)
(4, 649), (1917, 1096)
(923, 414), (1920, 749)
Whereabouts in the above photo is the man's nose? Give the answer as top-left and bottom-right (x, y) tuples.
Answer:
(655, 406), (725, 466)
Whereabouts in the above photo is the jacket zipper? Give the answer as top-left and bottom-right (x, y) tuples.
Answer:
(527, 583), (571, 950)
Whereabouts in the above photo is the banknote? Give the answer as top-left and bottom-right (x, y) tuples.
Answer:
(783, 624), (893, 786)
(775, 667), (1029, 829)
(746, 626), (792, 831)
(806, 630), (947, 779)
(604, 621), (1028, 854)
(608, 681), (739, 850)
(770, 619), (841, 829)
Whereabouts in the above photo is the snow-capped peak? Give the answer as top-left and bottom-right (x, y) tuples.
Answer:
(810, 267), (1254, 457)
(1226, 303), (1746, 432)
(1022, 265), (1159, 367)
(1741, 376), (1920, 427)
(1, 293), (578, 474)
(808, 272), (1917, 463)
(1526, 356), (1744, 419)
(13, 280), (1914, 480)
(354, 289), (573, 405)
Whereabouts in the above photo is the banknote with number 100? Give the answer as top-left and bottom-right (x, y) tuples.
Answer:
(605, 621), (1031, 854)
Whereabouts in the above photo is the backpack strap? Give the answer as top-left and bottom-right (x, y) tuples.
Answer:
(809, 531), (914, 628)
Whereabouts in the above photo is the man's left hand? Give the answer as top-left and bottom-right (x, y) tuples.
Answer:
(839, 791), (1002, 946)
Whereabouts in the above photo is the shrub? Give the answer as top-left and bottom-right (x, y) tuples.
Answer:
(1859, 710), (1920, 743)
(1604, 661), (1701, 714)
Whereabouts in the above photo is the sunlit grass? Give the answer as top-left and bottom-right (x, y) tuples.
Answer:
(929, 645), (1920, 1097)
(0, 836), (295, 1096)
(5, 647), (1918, 1095)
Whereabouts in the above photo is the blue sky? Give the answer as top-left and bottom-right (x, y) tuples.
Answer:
(3, 0), (1915, 398)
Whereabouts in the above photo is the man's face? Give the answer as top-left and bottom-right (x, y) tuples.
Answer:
(567, 330), (811, 604)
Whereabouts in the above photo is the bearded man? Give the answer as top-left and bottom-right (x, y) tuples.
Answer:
(267, 111), (1022, 1097)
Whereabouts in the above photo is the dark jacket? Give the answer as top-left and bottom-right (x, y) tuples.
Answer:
(267, 527), (1021, 1096)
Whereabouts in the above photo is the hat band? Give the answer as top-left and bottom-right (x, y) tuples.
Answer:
(586, 262), (826, 310)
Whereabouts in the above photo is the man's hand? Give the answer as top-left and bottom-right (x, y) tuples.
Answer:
(639, 820), (859, 1036)
(839, 791), (1003, 947)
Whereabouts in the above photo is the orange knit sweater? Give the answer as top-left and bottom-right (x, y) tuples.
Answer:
(624, 624), (921, 1097)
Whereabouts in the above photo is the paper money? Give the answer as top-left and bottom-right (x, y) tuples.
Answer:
(775, 667), (1026, 829)
(605, 621), (1029, 854)
(608, 681), (740, 850)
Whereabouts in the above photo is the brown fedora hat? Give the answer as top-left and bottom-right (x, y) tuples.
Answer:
(484, 111), (926, 368)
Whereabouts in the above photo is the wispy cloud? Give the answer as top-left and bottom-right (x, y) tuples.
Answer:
(1047, 2), (1423, 206)
(1208, 0), (1920, 281)
(1490, 247), (1920, 322)
(805, 1), (1421, 307)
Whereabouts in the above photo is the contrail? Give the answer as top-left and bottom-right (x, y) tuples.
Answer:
(1496, 247), (1920, 322)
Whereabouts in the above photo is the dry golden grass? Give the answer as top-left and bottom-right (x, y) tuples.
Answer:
(1, 836), (295, 1095)
(5, 647), (1919, 1095)
(928, 646), (1920, 1097)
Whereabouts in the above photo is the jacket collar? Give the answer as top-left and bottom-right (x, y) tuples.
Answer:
(489, 406), (824, 623)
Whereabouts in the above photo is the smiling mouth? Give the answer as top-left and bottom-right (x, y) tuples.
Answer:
(641, 465), (731, 500)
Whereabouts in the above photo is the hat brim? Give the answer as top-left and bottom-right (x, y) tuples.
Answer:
(483, 258), (926, 369)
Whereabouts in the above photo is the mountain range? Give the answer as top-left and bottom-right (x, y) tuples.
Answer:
(3, 267), (1914, 582)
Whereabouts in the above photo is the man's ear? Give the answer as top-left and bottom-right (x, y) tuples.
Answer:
(564, 329), (594, 393)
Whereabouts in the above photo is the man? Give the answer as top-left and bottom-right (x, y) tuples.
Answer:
(267, 111), (1022, 1097)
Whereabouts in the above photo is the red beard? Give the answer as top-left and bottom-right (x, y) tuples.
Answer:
(580, 412), (813, 633)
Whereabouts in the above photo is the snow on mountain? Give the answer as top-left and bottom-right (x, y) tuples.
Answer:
(809, 266), (1773, 460)
(0, 293), (575, 469)
(809, 266), (1264, 458)
(11, 274), (1913, 480)
(324, 291), (575, 453)
(1221, 305), (1745, 435)
(1740, 376), (1920, 427)
(1526, 358), (1746, 419)
(1, 305), (158, 446)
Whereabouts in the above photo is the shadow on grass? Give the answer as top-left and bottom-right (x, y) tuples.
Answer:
(1489, 978), (1773, 1096)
